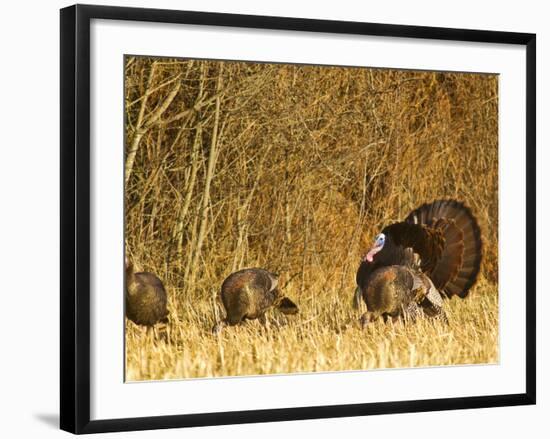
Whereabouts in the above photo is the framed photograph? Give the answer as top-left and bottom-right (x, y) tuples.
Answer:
(60, 4), (536, 434)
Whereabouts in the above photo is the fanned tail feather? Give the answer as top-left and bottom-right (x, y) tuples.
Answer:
(405, 200), (482, 298)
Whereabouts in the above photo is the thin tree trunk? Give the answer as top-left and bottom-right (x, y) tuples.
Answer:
(183, 214), (199, 282)
(125, 63), (156, 185)
(174, 125), (202, 258)
(125, 68), (181, 184)
(301, 196), (311, 296)
(230, 137), (274, 272)
(173, 64), (207, 268)
(231, 192), (244, 273)
(188, 67), (224, 288)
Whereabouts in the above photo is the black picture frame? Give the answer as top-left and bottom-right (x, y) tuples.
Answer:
(60, 4), (536, 434)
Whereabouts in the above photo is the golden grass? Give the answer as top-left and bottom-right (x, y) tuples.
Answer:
(125, 279), (498, 381)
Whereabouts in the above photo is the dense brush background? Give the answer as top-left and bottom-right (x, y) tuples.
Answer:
(124, 56), (498, 380)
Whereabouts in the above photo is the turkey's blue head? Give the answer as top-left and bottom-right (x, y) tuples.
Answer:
(364, 233), (386, 263)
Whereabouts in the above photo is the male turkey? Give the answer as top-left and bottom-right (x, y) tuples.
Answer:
(212, 268), (298, 333)
(354, 199), (482, 326)
(125, 256), (169, 327)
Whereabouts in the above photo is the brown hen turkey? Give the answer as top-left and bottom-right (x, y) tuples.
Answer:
(213, 268), (298, 333)
(354, 200), (482, 326)
(125, 257), (169, 327)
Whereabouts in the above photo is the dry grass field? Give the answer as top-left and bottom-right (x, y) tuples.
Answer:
(124, 57), (498, 381)
(126, 280), (497, 381)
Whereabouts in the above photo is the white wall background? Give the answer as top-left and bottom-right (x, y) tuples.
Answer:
(0, 0), (546, 437)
